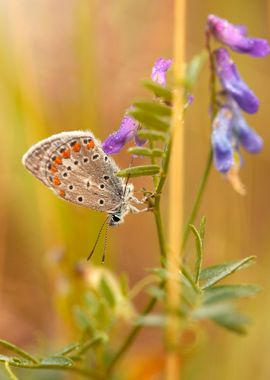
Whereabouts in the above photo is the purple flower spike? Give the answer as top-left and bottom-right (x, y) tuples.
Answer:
(102, 113), (140, 154)
(151, 58), (172, 86)
(211, 108), (234, 173)
(214, 48), (259, 114)
(232, 105), (263, 153)
(207, 15), (270, 57)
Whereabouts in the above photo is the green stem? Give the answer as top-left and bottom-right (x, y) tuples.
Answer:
(106, 140), (172, 375)
(181, 148), (213, 252)
(2, 362), (101, 380)
(106, 294), (158, 374)
(0, 340), (39, 364)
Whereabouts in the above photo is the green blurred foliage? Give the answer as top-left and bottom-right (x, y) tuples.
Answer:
(0, 1), (270, 380)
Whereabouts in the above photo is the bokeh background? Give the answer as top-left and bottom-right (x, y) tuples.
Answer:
(0, 1), (270, 379)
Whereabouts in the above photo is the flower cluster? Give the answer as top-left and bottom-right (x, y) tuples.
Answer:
(102, 58), (172, 154)
(207, 15), (269, 192)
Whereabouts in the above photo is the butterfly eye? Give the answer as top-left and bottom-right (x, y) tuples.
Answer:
(112, 215), (121, 223)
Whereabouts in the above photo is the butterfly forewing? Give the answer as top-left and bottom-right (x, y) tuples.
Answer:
(22, 131), (126, 212)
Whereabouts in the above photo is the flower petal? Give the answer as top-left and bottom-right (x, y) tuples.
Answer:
(207, 15), (270, 57)
(214, 48), (259, 114)
(231, 105), (263, 153)
(151, 58), (172, 87)
(102, 114), (140, 154)
(211, 108), (234, 173)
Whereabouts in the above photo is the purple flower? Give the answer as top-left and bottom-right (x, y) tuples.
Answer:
(151, 58), (172, 86)
(231, 103), (263, 153)
(211, 103), (263, 174)
(211, 108), (234, 173)
(207, 15), (270, 57)
(102, 112), (143, 154)
(214, 48), (259, 114)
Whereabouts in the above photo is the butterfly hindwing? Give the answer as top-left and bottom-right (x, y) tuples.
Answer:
(22, 131), (126, 212)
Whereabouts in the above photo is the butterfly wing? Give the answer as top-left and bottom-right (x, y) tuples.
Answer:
(22, 131), (126, 212)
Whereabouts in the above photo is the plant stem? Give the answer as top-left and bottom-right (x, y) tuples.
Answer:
(182, 149), (213, 252)
(106, 141), (172, 375)
(165, 0), (185, 378)
(106, 294), (158, 374)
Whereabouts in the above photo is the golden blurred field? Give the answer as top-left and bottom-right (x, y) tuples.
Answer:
(0, 1), (270, 379)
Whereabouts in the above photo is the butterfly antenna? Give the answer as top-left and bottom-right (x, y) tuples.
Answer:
(87, 216), (109, 260)
(123, 155), (134, 198)
(101, 221), (109, 264)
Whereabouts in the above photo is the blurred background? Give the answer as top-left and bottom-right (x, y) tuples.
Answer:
(0, 0), (270, 379)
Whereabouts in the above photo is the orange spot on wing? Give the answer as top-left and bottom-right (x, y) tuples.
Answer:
(59, 189), (65, 198)
(55, 156), (62, 165)
(53, 176), (61, 186)
(62, 149), (70, 158)
(72, 143), (81, 152)
(87, 140), (95, 149)
(50, 165), (58, 173)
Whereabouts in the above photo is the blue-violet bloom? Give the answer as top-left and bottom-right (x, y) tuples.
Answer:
(207, 14), (270, 57)
(231, 102), (263, 153)
(102, 112), (143, 154)
(211, 107), (234, 173)
(214, 48), (259, 114)
(151, 57), (172, 86)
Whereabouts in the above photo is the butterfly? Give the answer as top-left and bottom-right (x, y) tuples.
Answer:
(22, 131), (141, 226)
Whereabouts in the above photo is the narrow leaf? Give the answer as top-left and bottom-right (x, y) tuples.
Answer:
(147, 286), (165, 300)
(117, 165), (160, 178)
(200, 256), (256, 289)
(199, 216), (206, 242)
(129, 110), (170, 131)
(192, 303), (250, 334)
(203, 284), (260, 305)
(128, 147), (163, 157)
(136, 314), (166, 327)
(0, 340), (38, 364)
(143, 79), (172, 102)
(134, 100), (172, 116)
(189, 224), (203, 284)
(137, 129), (167, 141)
(0, 355), (11, 363)
(185, 50), (207, 90)
(41, 356), (73, 367)
(211, 310), (250, 334)
(54, 343), (80, 356)
(99, 277), (115, 308)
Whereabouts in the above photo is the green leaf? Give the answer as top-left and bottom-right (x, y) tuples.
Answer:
(135, 314), (166, 327)
(185, 50), (207, 90)
(0, 355), (11, 363)
(117, 165), (160, 178)
(41, 356), (73, 367)
(192, 303), (250, 334)
(73, 306), (91, 329)
(211, 310), (250, 335)
(99, 277), (116, 308)
(147, 285), (165, 300)
(200, 256), (256, 289)
(189, 224), (203, 284)
(53, 343), (80, 356)
(76, 335), (108, 356)
(133, 100), (172, 116)
(137, 129), (167, 141)
(203, 284), (260, 305)
(128, 147), (164, 157)
(143, 79), (172, 102)
(199, 216), (206, 242)
(129, 109), (170, 131)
